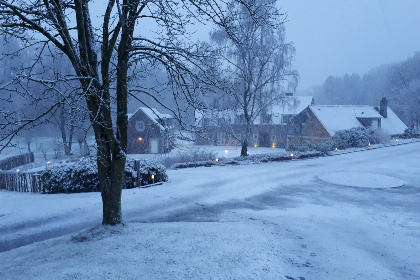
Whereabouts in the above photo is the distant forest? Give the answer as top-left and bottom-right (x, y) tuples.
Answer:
(307, 52), (420, 130)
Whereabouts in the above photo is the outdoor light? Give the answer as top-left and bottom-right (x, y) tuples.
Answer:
(151, 174), (155, 180)
(290, 153), (294, 157)
(272, 143), (276, 149)
(224, 150), (229, 154)
(368, 143), (371, 146)
(16, 169), (19, 173)
(395, 139), (398, 142)
(138, 137), (143, 141)
(47, 161), (51, 165)
(216, 158), (219, 162)
(335, 148), (338, 151)
(254, 144), (258, 148)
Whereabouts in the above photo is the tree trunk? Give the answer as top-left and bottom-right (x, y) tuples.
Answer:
(241, 139), (248, 156)
(97, 153), (125, 225)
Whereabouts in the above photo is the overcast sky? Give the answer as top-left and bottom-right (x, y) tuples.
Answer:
(281, 0), (420, 90)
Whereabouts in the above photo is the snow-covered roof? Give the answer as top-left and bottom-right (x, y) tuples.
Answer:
(381, 108), (408, 135)
(309, 105), (407, 136)
(129, 107), (173, 130)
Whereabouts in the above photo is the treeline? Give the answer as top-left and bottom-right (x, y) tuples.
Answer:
(309, 52), (420, 130)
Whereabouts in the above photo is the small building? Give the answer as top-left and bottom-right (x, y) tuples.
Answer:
(288, 98), (407, 146)
(195, 96), (314, 148)
(127, 107), (173, 154)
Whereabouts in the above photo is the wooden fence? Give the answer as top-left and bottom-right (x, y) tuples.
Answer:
(0, 170), (43, 193)
(0, 152), (34, 170)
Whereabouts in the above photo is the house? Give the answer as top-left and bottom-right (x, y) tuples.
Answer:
(288, 98), (407, 146)
(127, 107), (173, 154)
(195, 96), (314, 148)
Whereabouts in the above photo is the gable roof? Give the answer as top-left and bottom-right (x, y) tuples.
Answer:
(128, 107), (173, 130)
(309, 105), (407, 136)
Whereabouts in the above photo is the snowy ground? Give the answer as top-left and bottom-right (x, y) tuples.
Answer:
(1, 142), (420, 279)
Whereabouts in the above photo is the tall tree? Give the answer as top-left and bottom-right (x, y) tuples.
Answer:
(209, 0), (297, 156)
(0, 0), (257, 225)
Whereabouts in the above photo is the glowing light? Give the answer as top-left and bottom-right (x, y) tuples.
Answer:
(395, 139), (398, 142)
(271, 143), (276, 149)
(224, 150), (229, 154)
(138, 137), (143, 141)
(16, 169), (20, 173)
(253, 144), (258, 148)
(215, 158), (219, 162)
(290, 153), (294, 157)
(368, 143), (371, 146)
(151, 174), (155, 180)
(335, 148), (338, 151)
(47, 161), (51, 164)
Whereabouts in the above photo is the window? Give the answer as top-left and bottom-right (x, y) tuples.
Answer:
(281, 114), (294, 124)
(217, 132), (226, 146)
(135, 121), (145, 132)
(217, 118), (226, 126)
(202, 118), (212, 127)
(371, 119), (379, 129)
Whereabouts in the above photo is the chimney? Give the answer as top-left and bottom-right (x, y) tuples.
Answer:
(379, 97), (388, 118)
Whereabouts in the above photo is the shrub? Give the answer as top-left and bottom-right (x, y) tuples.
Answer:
(40, 157), (167, 193)
(288, 127), (390, 152)
(158, 148), (217, 168)
(332, 127), (370, 149)
(394, 128), (420, 139)
(126, 158), (168, 186)
(368, 128), (390, 144)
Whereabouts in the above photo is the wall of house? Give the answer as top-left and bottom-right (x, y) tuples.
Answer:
(287, 108), (331, 147)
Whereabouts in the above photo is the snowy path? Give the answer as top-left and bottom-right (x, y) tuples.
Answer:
(0, 142), (419, 279)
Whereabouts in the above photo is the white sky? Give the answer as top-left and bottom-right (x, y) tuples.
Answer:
(281, 0), (420, 90)
(88, 1), (420, 91)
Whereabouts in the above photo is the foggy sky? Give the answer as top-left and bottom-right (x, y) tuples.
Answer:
(281, 0), (420, 90)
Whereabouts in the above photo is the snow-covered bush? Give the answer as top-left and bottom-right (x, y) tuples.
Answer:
(368, 129), (390, 144)
(332, 127), (370, 149)
(158, 148), (217, 168)
(40, 158), (167, 193)
(394, 128), (420, 139)
(40, 159), (100, 193)
(126, 159), (168, 186)
(288, 127), (390, 152)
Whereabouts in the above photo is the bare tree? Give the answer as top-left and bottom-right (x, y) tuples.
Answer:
(210, 0), (298, 156)
(0, 0), (257, 225)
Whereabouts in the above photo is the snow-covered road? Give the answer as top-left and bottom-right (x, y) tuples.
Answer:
(1, 142), (419, 279)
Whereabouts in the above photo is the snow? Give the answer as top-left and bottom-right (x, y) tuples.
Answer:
(1, 142), (420, 279)
(318, 172), (405, 188)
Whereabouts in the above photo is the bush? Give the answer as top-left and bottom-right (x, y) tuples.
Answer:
(394, 128), (420, 139)
(368, 128), (390, 144)
(40, 157), (167, 193)
(288, 127), (390, 152)
(158, 148), (217, 168)
(126, 158), (168, 186)
(332, 127), (370, 149)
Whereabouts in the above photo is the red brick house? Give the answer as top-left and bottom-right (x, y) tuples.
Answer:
(127, 107), (173, 154)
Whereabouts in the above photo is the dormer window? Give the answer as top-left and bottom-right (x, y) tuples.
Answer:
(135, 121), (145, 132)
